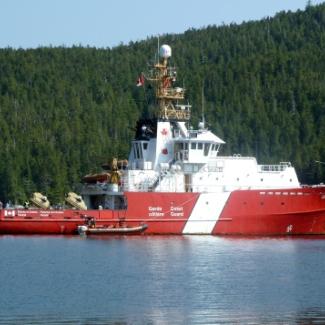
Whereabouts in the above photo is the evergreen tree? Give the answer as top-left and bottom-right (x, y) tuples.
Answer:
(0, 3), (325, 203)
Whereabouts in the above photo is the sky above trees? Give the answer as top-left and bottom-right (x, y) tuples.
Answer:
(0, 0), (324, 48)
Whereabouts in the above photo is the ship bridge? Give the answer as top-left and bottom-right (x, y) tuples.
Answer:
(173, 127), (225, 164)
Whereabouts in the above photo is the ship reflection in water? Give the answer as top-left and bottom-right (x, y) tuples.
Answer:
(1, 236), (325, 324)
(2, 309), (325, 324)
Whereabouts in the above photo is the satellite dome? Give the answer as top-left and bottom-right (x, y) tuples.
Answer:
(159, 44), (172, 59)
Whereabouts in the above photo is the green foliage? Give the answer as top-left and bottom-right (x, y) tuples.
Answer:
(0, 3), (325, 202)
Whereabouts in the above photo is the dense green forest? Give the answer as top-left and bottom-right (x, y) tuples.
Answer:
(0, 3), (325, 203)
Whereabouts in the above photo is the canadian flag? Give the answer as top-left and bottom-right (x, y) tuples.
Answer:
(4, 210), (15, 217)
(136, 74), (145, 87)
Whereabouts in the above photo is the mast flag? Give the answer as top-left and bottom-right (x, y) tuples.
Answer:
(136, 74), (145, 87)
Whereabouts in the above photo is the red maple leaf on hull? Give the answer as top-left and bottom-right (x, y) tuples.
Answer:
(161, 128), (168, 136)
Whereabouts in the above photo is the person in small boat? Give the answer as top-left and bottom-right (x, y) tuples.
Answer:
(87, 217), (96, 228)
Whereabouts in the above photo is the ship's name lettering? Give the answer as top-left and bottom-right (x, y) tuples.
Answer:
(17, 210), (64, 215)
(170, 206), (184, 217)
(171, 206), (183, 211)
(149, 211), (164, 217)
(148, 206), (164, 217)
(170, 212), (184, 217)
(148, 206), (162, 211)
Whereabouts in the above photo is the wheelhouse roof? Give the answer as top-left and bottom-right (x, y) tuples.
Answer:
(175, 129), (225, 144)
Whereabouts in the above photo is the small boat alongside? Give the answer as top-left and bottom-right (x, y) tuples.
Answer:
(78, 223), (148, 236)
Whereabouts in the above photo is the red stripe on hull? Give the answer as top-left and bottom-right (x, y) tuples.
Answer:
(114, 192), (200, 234)
(0, 219), (192, 235)
(0, 192), (199, 235)
(213, 187), (325, 235)
(0, 220), (83, 234)
(1, 188), (325, 235)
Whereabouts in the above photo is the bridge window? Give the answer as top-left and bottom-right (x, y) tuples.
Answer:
(204, 143), (210, 156)
(133, 144), (138, 159)
(175, 142), (188, 151)
(191, 143), (196, 149)
(133, 142), (143, 159)
(137, 143), (142, 159)
(198, 143), (203, 150)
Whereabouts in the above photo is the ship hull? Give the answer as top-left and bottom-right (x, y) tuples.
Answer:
(0, 187), (325, 235)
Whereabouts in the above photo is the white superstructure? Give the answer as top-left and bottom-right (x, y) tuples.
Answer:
(123, 44), (299, 193)
(125, 121), (299, 193)
(82, 44), (300, 208)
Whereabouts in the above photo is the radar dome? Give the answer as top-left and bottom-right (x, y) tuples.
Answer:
(159, 44), (172, 59)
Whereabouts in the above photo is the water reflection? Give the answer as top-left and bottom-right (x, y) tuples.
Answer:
(2, 308), (325, 324)
(1, 236), (325, 324)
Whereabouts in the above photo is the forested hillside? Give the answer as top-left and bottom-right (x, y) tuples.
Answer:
(0, 3), (325, 203)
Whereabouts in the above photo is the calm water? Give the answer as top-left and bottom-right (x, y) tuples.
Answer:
(1, 235), (325, 324)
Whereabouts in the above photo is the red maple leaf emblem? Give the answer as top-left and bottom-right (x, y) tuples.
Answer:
(161, 128), (168, 136)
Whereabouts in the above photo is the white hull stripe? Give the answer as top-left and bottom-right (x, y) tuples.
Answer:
(182, 192), (230, 234)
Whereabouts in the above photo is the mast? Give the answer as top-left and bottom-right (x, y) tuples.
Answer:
(145, 44), (191, 121)
(201, 84), (205, 129)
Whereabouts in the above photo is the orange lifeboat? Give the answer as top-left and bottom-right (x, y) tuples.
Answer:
(82, 173), (111, 184)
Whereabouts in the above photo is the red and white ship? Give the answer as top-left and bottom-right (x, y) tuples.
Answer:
(1, 44), (325, 235)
